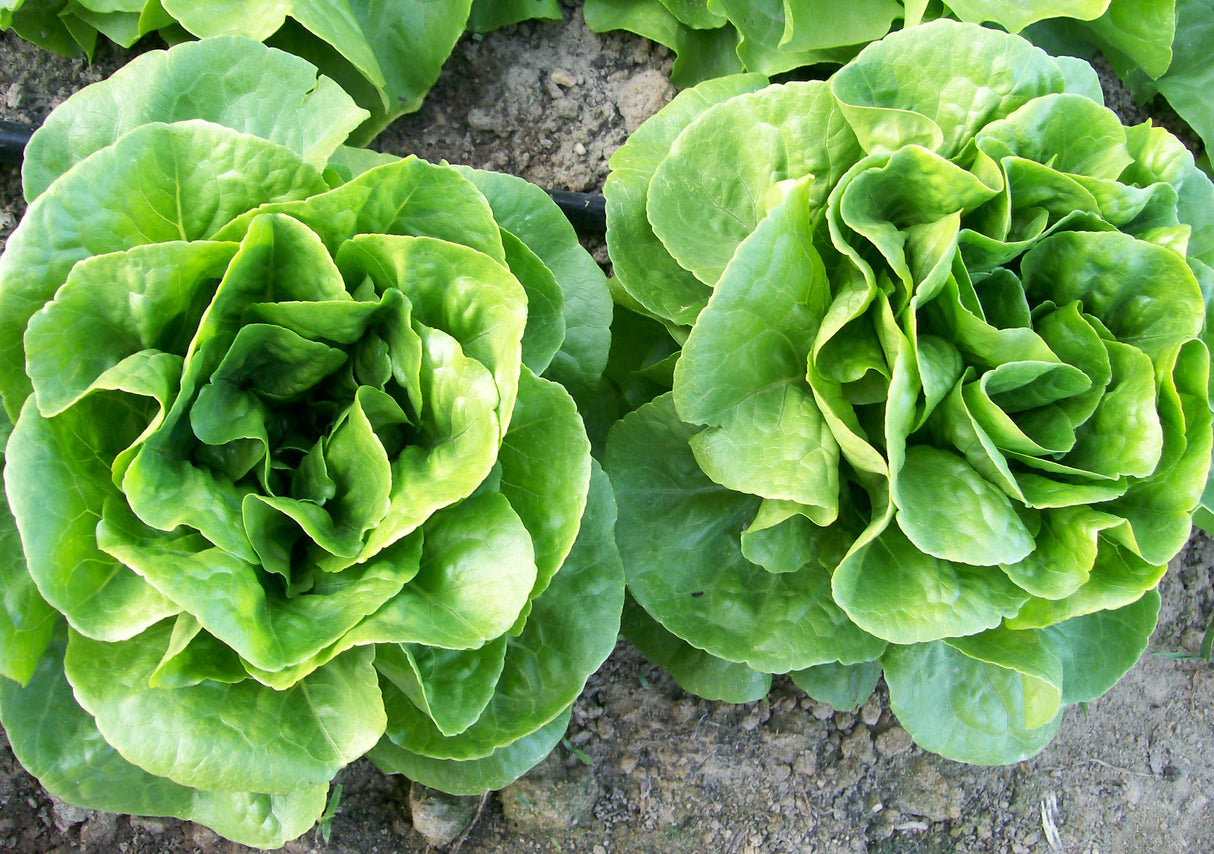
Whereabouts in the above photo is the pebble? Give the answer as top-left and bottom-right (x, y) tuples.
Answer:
(549, 69), (577, 88)
(613, 69), (676, 132)
(50, 800), (90, 834)
(841, 727), (875, 764)
(128, 817), (169, 835)
(834, 711), (856, 731)
(888, 757), (962, 822)
(78, 812), (118, 849)
(875, 726), (914, 757)
(500, 754), (601, 831)
(793, 753), (819, 777)
(466, 107), (498, 132)
(810, 702), (835, 721)
(860, 700), (882, 727)
(188, 823), (221, 849)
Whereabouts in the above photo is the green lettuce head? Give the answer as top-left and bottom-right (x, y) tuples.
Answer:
(0, 38), (620, 847)
(604, 19), (1214, 763)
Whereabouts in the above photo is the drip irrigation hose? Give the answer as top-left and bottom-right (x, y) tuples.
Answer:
(0, 119), (608, 231)
(0, 120), (28, 166)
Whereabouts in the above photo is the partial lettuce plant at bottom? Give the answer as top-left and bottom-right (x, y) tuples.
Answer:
(0, 37), (620, 848)
(603, 19), (1214, 764)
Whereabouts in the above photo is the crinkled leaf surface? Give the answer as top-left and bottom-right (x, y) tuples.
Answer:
(381, 463), (622, 763)
(0, 121), (327, 418)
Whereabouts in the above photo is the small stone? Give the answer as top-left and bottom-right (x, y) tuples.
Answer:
(409, 783), (479, 847)
(549, 69), (577, 88)
(841, 726), (875, 764)
(833, 711), (856, 731)
(793, 753), (818, 776)
(888, 757), (962, 822)
(551, 98), (579, 120)
(860, 699), (881, 727)
(50, 800), (90, 834)
(614, 69), (676, 132)
(5, 80), (23, 110)
(79, 811), (118, 849)
(129, 817), (169, 835)
(768, 763), (792, 784)
(466, 107), (498, 132)
(188, 823), (221, 849)
(875, 726), (913, 758)
(500, 753), (601, 832)
(811, 702), (835, 721)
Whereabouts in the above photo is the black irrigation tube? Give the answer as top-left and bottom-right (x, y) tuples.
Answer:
(0, 120), (27, 166)
(0, 119), (608, 232)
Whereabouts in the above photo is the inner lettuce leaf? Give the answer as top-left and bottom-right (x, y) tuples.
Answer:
(1, 0), (563, 145)
(0, 39), (620, 848)
(603, 20), (1214, 765)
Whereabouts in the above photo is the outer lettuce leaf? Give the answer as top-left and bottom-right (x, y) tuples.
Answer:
(0, 411), (55, 684)
(21, 36), (369, 201)
(467, 0), (562, 32)
(1148, 0), (1214, 157)
(369, 706), (574, 796)
(945, 0), (1109, 32)
(379, 463), (623, 763)
(0, 121), (330, 418)
(647, 80), (860, 284)
(621, 594), (772, 703)
(583, 0), (744, 86)
(604, 72), (767, 329)
(454, 166), (613, 394)
(0, 634), (328, 850)
(790, 660), (882, 712)
(65, 628), (385, 793)
(607, 394), (887, 674)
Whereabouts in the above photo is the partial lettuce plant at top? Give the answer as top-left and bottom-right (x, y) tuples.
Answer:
(582, 0), (1212, 165)
(603, 19), (1214, 763)
(0, 0), (563, 144)
(0, 36), (620, 848)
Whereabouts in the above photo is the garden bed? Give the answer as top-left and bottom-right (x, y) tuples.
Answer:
(2, 4), (1213, 852)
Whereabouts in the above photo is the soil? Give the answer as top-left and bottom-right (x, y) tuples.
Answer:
(2, 4), (1213, 853)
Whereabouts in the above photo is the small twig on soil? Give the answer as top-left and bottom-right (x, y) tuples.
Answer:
(1041, 793), (1064, 851)
(1042, 758), (1153, 779)
(445, 791), (491, 854)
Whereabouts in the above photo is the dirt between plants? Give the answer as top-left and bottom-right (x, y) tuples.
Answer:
(2, 4), (1214, 853)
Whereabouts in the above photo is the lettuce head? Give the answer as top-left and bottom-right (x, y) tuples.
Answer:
(0, 37), (620, 847)
(604, 19), (1214, 764)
